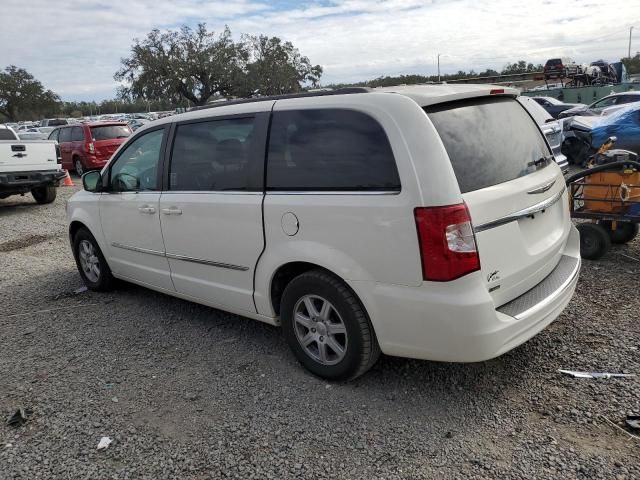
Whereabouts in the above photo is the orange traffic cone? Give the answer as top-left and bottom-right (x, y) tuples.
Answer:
(62, 170), (74, 187)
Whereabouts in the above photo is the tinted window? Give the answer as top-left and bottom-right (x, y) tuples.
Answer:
(91, 125), (131, 141)
(0, 128), (16, 140)
(109, 129), (164, 192)
(425, 97), (551, 193)
(169, 117), (256, 191)
(266, 109), (400, 191)
(71, 127), (84, 142)
(58, 127), (72, 143)
(48, 119), (68, 126)
(546, 59), (561, 66)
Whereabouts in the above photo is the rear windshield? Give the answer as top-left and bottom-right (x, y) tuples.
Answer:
(90, 125), (131, 141)
(48, 119), (68, 126)
(546, 59), (562, 66)
(0, 128), (17, 140)
(424, 97), (552, 193)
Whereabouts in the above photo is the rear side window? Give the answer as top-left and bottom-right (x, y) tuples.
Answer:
(425, 97), (552, 193)
(169, 117), (257, 191)
(58, 127), (72, 143)
(71, 127), (84, 141)
(266, 109), (400, 191)
(91, 125), (131, 141)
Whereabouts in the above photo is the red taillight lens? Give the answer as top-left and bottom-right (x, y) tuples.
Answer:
(489, 88), (505, 95)
(414, 204), (480, 282)
(85, 142), (95, 154)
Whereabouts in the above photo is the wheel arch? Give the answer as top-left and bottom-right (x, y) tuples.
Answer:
(269, 261), (371, 323)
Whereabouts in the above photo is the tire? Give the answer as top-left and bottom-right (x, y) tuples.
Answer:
(600, 221), (639, 244)
(74, 157), (85, 176)
(280, 269), (380, 380)
(31, 185), (57, 204)
(72, 227), (115, 291)
(577, 223), (611, 260)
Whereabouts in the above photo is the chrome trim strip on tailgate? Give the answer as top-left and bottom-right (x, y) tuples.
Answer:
(497, 254), (580, 320)
(474, 186), (566, 233)
(165, 253), (249, 271)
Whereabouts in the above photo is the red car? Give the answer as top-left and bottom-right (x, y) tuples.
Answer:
(48, 122), (132, 175)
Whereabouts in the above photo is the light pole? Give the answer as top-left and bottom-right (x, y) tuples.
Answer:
(437, 53), (441, 82)
(629, 26), (634, 59)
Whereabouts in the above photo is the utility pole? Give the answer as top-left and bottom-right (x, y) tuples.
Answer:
(629, 26), (634, 59)
(437, 53), (441, 82)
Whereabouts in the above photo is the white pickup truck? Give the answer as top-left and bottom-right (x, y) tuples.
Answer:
(0, 124), (65, 204)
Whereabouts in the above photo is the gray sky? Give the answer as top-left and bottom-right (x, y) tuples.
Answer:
(1, 0), (638, 101)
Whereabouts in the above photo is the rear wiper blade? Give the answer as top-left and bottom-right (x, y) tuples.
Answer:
(529, 157), (552, 168)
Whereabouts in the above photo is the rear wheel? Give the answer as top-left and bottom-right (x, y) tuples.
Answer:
(72, 227), (115, 291)
(600, 221), (639, 244)
(31, 185), (57, 204)
(280, 269), (380, 380)
(577, 223), (611, 260)
(74, 157), (85, 176)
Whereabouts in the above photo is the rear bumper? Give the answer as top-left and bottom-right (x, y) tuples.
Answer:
(83, 155), (109, 169)
(350, 224), (580, 362)
(0, 169), (65, 191)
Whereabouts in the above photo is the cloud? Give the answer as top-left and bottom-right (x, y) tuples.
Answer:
(0, 0), (637, 100)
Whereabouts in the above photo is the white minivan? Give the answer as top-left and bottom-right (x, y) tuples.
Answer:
(67, 85), (580, 380)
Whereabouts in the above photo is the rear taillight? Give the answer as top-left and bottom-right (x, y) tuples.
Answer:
(489, 88), (505, 95)
(414, 204), (480, 282)
(85, 142), (95, 154)
(55, 145), (62, 164)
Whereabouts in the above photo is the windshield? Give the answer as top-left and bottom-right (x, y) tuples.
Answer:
(90, 125), (132, 141)
(48, 119), (68, 126)
(425, 97), (552, 193)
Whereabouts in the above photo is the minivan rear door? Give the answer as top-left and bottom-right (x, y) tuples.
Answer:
(424, 97), (570, 307)
(90, 124), (132, 161)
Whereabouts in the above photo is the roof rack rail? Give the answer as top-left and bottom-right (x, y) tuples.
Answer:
(191, 87), (372, 111)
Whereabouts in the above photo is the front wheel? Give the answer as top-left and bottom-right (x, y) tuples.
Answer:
(281, 269), (380, 380)
(72, 227), (115, 291)
(577, 223), (611, 260)
(31, 185), (57, 204)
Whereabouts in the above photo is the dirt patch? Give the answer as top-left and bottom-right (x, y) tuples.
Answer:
(0, 234), (54, 252)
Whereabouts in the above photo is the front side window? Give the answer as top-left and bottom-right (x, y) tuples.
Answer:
(58, 127), (71, 143)
(593, 96), (617, 109)
(48, 129), (59, 142)
(266, 109), (400, 191)
(169, 117), (257, 191)
(109, 129), (164, 192)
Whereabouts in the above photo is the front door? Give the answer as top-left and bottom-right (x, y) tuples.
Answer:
(99, 127), (174, 291)
(159, 113), (270, 314)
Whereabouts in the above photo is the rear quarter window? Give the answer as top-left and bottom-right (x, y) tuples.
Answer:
(266, 109), (400, 191)
(424, 97), (552, 193)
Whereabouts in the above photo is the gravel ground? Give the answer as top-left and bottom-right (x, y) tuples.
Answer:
(0, 181), (639, 480)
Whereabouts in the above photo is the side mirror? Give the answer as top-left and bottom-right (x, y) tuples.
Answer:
(82, 170), (102, 192)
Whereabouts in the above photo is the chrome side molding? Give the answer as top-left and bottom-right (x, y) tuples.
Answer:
(111, 243), (248, 271)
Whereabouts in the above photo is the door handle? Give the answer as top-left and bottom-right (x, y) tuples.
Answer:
(138, 205), (156, 214)
(161, 207), (182, 216)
